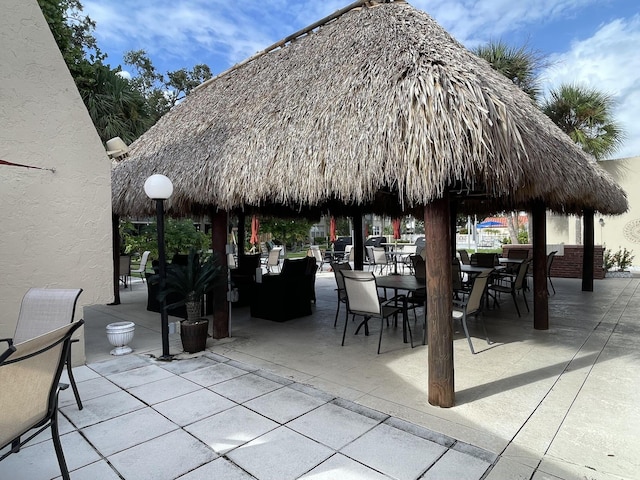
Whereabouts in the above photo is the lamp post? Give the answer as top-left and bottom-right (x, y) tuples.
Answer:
(144, 174), (174, 360)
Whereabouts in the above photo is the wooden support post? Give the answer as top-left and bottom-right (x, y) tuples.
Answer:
(353, 214), (364, 270)
(531, 201), (548, 330)
(424, 194), (454, 408)
(211, 209), (229, 338)
(110, 213), (121, 305)
(582, 209), (595, 292)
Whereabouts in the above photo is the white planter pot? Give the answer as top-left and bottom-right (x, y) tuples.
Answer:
(106, 321), (136, 355)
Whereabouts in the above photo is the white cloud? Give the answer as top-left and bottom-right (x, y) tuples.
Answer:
(541, 15), (640, 158)
(412, 0), (600, 45)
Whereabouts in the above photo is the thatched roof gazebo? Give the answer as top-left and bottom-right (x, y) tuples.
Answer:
(112, 0), (627, 406)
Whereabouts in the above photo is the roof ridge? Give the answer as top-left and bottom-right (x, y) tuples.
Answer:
(194, 0), (402, 92)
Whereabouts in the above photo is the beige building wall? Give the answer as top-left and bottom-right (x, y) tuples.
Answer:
(547, 156), (640, 266)
(0, 0), (113, 361)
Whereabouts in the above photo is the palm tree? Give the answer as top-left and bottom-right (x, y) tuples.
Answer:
(473, 40), (546, 101)
(541, 83), (624, 160)
(81, 65), (153, 144)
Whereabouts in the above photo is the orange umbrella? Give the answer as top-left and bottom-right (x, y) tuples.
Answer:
(329, 217), (337, 243)
(392, 218), (401, 240)
(250, 215), (259, 245)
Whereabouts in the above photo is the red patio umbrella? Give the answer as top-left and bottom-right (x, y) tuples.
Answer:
(329, 217), (337, 243)
(392, 218), (401, 240)
(250, 215), (260, 245)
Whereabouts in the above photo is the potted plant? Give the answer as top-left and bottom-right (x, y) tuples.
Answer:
(159, 248), (223, 353)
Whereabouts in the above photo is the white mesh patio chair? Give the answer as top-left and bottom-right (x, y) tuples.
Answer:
(341, 270), (410, 354)
(309, 245), (325, 271)
(453, 269), (492, 354)
(1, 320), (84, 480)
(130, 250), (151, 282)
(330, 261), (352, 327)
(8, 288), (84, 409)
(266, 247), (283, 273)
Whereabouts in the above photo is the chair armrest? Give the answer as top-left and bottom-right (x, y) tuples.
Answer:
(382, 294), (407, 307)
(0, 337), (14, 347)
(0, 344), (16, 363)
(452, 299), (467, 308)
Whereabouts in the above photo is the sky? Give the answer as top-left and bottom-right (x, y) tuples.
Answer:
(83, 0), (640, 159)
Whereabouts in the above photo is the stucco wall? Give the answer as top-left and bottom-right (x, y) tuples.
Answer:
(546, 156), (640, 266)
(0, 0), (113, 361)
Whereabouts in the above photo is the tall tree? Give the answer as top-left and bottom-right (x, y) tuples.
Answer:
(124, 50), (213, 122)
(475, 40), (547, 242)
(542, 83), (624, 160)
(38, 0), (152, 143)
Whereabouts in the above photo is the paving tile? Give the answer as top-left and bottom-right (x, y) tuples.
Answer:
(181, 362), (249, 386)
(243, 386), (326, 423)
(176, 457), (256, 479)
(299, 453), (393, 479)
(153, 388), (235, 426)
(59, 375), (121, 408)
(185, 405), (278, 454)
(127, 375), (202, 404)
(61, 364), (101, 383)
(60, 390), (145, 428)
(227, 426), (333, 480)
(288, 403), (381, 450)
(0, 431), (100, 480)
(88, 355), (152, 376)
(107, 364), (175, 389)
(420, 449), (491, 479)
(81, 407), (178, 456)
(108, 429), (217, 480)
(341, 423), (447, 480)
(208, 372), (285, 403)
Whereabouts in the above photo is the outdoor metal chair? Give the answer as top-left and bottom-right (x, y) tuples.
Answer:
(119, 255), (131, 287)
(265, 247), (283, 273)
(309, 245), (325, 271)
(1, 320), (84, 480)
(341, 270), (410, 354)
(489, 259), (530, 317)
(547, 251), (557, 294)
(330, 261), (352, 327)
(130, 250), (151, 282)
(453, 270), (492, 354)
(457, 249), (471, 265)
(2, 288), (84, 409)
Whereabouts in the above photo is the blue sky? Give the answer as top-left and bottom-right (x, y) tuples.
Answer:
(83, 0), (640, 159)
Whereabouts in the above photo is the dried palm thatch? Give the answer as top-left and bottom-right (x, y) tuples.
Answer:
(112, 0), (627, 218)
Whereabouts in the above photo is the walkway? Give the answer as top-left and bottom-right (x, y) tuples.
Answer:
(1, 272), (638, 479)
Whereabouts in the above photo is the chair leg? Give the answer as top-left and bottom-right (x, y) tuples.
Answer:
(377, 317), (384, 354)
(460, 312), (476, 354)
(511, 291), (521, 317)
(66, 351), (83, 410)
(51, 400), (71, 480)
(548, 276), (556, 295)
(522, 289), (530, 312)
(334, 300), (341, 327)
(341, 312), (350, 346)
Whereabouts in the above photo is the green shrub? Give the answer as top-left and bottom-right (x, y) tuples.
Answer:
(604, 247), (635, 272)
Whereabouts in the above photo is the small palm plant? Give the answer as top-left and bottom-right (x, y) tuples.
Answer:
(159, 248), (223, 323)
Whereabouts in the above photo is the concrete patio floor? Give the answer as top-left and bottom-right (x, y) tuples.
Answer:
(2, 270), (638, 479)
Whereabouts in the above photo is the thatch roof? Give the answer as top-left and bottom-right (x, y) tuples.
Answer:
(112, 0), (627, 218)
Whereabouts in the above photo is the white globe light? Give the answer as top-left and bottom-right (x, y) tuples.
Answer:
(144, 174), (173, 200)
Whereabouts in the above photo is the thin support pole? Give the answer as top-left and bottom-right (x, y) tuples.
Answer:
(155, 199), (171, 360)
(531, 201), (549, 330)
